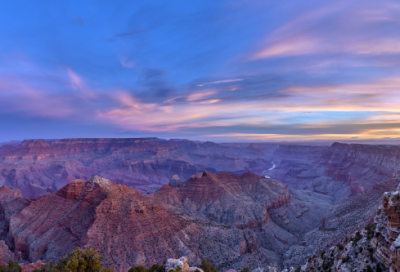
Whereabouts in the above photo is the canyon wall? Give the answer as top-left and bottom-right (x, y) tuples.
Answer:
(0, 138), (273, 198)
(0, 173), (331, 271)
(267, 143), (400, 203)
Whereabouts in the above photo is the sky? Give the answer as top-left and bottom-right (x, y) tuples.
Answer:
(1, 0), (400, 142)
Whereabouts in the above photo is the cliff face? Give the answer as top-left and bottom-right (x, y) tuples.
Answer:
(0, 173), (332, 272)
(0, 138), (273, 198)
(268, 143), (400, 204)
(6, 177), (248, 271)
(153, 171), (290, 229)
(299, 180), (400, 272)
(3, 139), (400, 204)
(322, 143), (400, 189)
(272, 145), (329, 161)
(373, 184), (400, 271)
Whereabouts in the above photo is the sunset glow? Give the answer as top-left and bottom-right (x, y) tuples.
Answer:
(1, 0), (400, 142)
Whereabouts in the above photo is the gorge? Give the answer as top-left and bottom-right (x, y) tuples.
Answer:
(0, 138), (400, 271)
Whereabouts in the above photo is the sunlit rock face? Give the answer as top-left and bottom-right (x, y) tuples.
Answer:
(0, 172), (332, 272)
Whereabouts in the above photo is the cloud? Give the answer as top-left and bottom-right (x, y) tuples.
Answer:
(196, 78), (244, 87)
(119, 57), (135, 69)
(66, 68), (97, 99)
(248, 0), (400, 60)
(2, 0), (400, 142)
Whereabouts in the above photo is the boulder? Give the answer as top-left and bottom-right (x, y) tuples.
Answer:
(165, 257), (190, 272)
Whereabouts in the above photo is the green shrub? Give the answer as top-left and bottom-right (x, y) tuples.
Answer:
(32, 248), (113, 272)
(239, 268), (250, 272)
(128, 266), (148, 272)
(200, 260), (217, 272)
(336, 243), (344, 250)
(148, 264), (163, 272)
(0, 260), (22, 272)
(57, 247), (103, 272)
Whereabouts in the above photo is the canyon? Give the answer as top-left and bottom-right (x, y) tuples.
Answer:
(1, 138), (400, 271)
(0, 174), (330, 272)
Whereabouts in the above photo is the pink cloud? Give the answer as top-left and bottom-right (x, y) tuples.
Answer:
(248, 0), (400, 59)
(66, 68), (97, 100)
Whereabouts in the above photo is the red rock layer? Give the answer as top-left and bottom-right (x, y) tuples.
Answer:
(373, 182), (400, 271)
(322, 142), (400, 189)
(153, 171), (290, 229)
(0, 186), (31, 240)
(5, 177), (262, 272)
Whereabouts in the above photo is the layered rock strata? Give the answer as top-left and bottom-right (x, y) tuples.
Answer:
(373, 183), (400, 271)
(0, 173), (332, 272)
(0, 138), (274, 198)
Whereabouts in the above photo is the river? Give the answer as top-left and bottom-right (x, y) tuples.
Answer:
(264, 161), (275, 178)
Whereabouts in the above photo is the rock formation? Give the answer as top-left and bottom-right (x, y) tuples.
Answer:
(373, 183), (400, 271)
(0, 138), (274, 198)
(0, 172), (332, 272)
(164, 256), (203, 272)
(2, 138), (400, 271)
(269, 142), (400, 204)
(298, 179), (400, 272)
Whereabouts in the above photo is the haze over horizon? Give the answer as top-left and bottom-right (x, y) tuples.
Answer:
(2, 0), (400, 142)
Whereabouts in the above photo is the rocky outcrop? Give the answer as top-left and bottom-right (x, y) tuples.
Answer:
(302, 228), (388, 272)
(0, 240), (16, 263)
(0, 186), (31, 240)
(154, 171), (290, 229)
(164, 256), (203, 272)
(296, 179), (400, 272)
(0, 173), (332, 272)
(373, 183), (400, 271)
(0, 176), (273, 271)
(154, 171), (332, 268)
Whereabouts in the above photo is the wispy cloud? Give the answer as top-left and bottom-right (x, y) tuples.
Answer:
(249, 0), (400, 60)
(196, 78), (244, 87)
(66, 68), (97, 99)
(2, 0), (400, 141)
